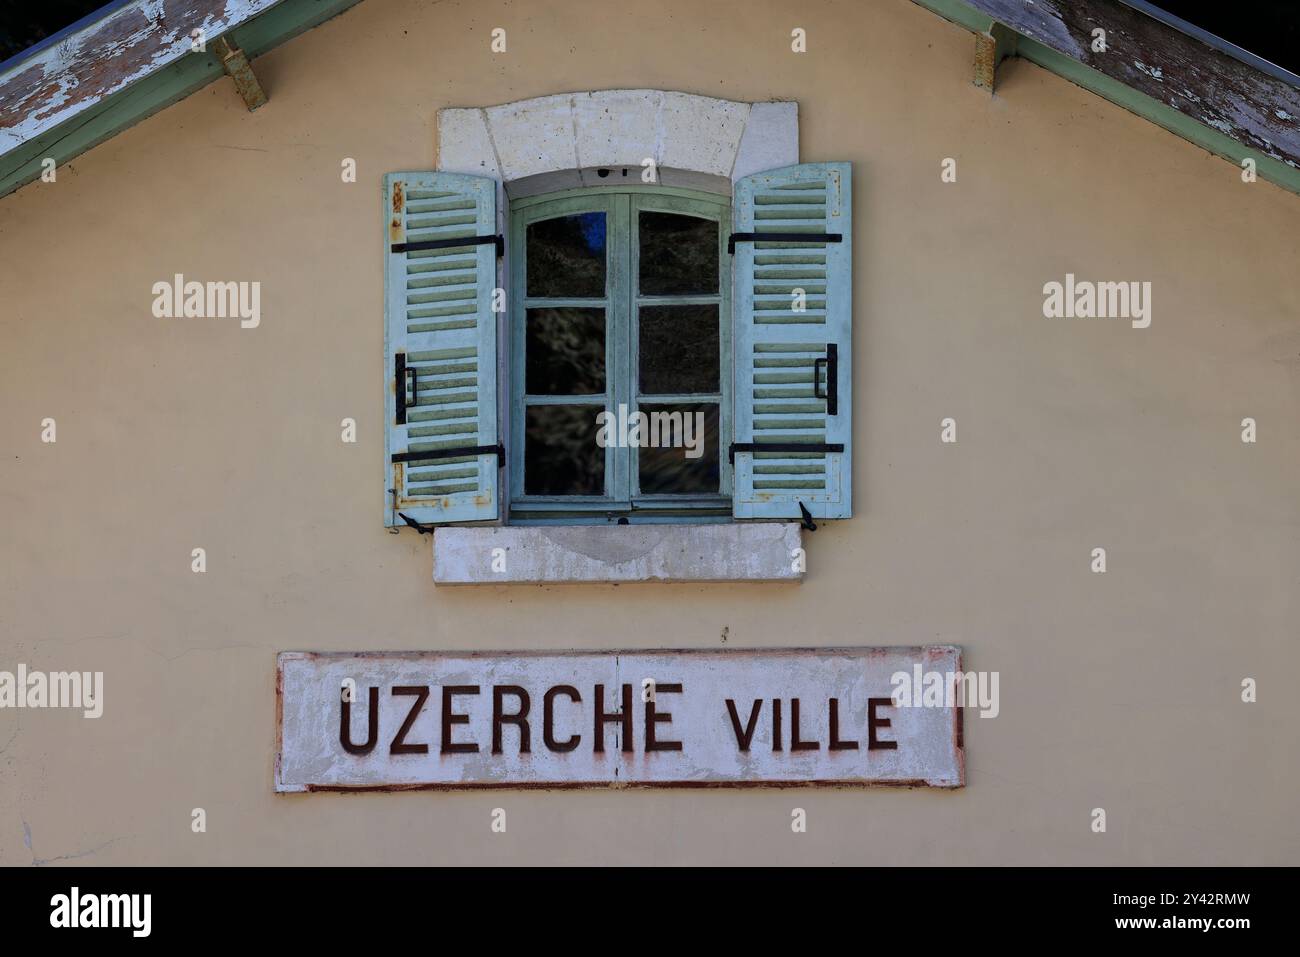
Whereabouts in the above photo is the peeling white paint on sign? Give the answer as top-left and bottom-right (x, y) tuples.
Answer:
(276, 648), (964, 791)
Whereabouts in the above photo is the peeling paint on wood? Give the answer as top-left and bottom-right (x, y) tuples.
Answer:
(0, 0), (365, 198)
(0, 1), (280, 154)
(956, 0), (1300, 168)
(275, 648), (966, 790)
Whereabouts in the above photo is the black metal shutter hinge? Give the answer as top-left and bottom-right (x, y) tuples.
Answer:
(727, 231), (842, 255)
(390, 234), (504, 256)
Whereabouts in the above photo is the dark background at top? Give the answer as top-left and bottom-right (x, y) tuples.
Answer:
(1157, 0), (1299, 73)
(0, 1), (1297, 78)
(2, 0), (107, 64)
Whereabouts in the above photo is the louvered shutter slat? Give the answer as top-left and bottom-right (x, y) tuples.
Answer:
(732, 163), (852, 520)
(384, 171), (499, 525)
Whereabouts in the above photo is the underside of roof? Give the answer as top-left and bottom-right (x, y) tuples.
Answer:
(0, 0), (1297, 199)
(0, 0), (364, 199)
(914, 0), (1300, 193)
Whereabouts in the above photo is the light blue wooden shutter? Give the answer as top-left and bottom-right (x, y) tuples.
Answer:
(384, 171), (499, 526)
(731, 163), (852, 521)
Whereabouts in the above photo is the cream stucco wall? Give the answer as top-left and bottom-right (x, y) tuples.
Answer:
(1, 0), (1297, 865)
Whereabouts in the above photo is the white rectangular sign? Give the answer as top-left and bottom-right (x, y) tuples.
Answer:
(276, 647), (964, 791)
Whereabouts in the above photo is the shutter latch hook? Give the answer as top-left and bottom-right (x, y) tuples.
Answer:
(398, 512), (437, 535)
(798, 501), (817, 532)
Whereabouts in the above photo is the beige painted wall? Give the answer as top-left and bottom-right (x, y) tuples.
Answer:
(1, 0), (1297, 865)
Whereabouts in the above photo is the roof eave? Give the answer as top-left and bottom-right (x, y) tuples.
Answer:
(913, 0), (1300, 196)
(0, 0), (365, 200)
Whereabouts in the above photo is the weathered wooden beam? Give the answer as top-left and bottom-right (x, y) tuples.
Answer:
(913, 0), (1300, 194)
(0, 0), (365, 198)
(213, 35), (267, 111)
(974, 22), (1019, 92)
(0, 1), (278, 156)
(942, 0), (1300, 171)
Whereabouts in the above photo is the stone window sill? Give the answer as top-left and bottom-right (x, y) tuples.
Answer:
(432, 523), (802, 584)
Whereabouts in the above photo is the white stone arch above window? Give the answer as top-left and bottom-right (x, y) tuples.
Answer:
(437, 90), (798, 197)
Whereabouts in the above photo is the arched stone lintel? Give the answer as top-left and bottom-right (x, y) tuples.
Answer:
(437, 90), (798, 196)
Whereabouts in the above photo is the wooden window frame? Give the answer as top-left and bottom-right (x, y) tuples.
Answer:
(507, 185), (733, 524)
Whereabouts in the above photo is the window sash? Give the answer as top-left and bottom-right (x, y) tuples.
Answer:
(509, 186), (732, 517)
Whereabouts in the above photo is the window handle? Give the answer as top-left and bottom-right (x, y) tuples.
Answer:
(813, 344), (838, 415)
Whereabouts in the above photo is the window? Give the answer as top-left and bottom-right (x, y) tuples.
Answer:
(383, 163), (852, 533)
(508, 188), (732, 522)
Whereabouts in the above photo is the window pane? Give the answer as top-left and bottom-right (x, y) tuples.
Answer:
(526, 308), (605, 395)
(639, 304), (719, 395)
(637, 403), (720, 494)
(527, 212), (606, 297)
(638, 211), (717, 295)
(525, 405), (605, 496)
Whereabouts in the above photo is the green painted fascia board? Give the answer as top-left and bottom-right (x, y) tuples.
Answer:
(0, 50), (227, 198)
(10, 0), (1292, 199)
(0, 0), (364, 200)
(914, 0), (995, 35)
(912, 0), (1300, 196)
(1018, 33), (1300, 194)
